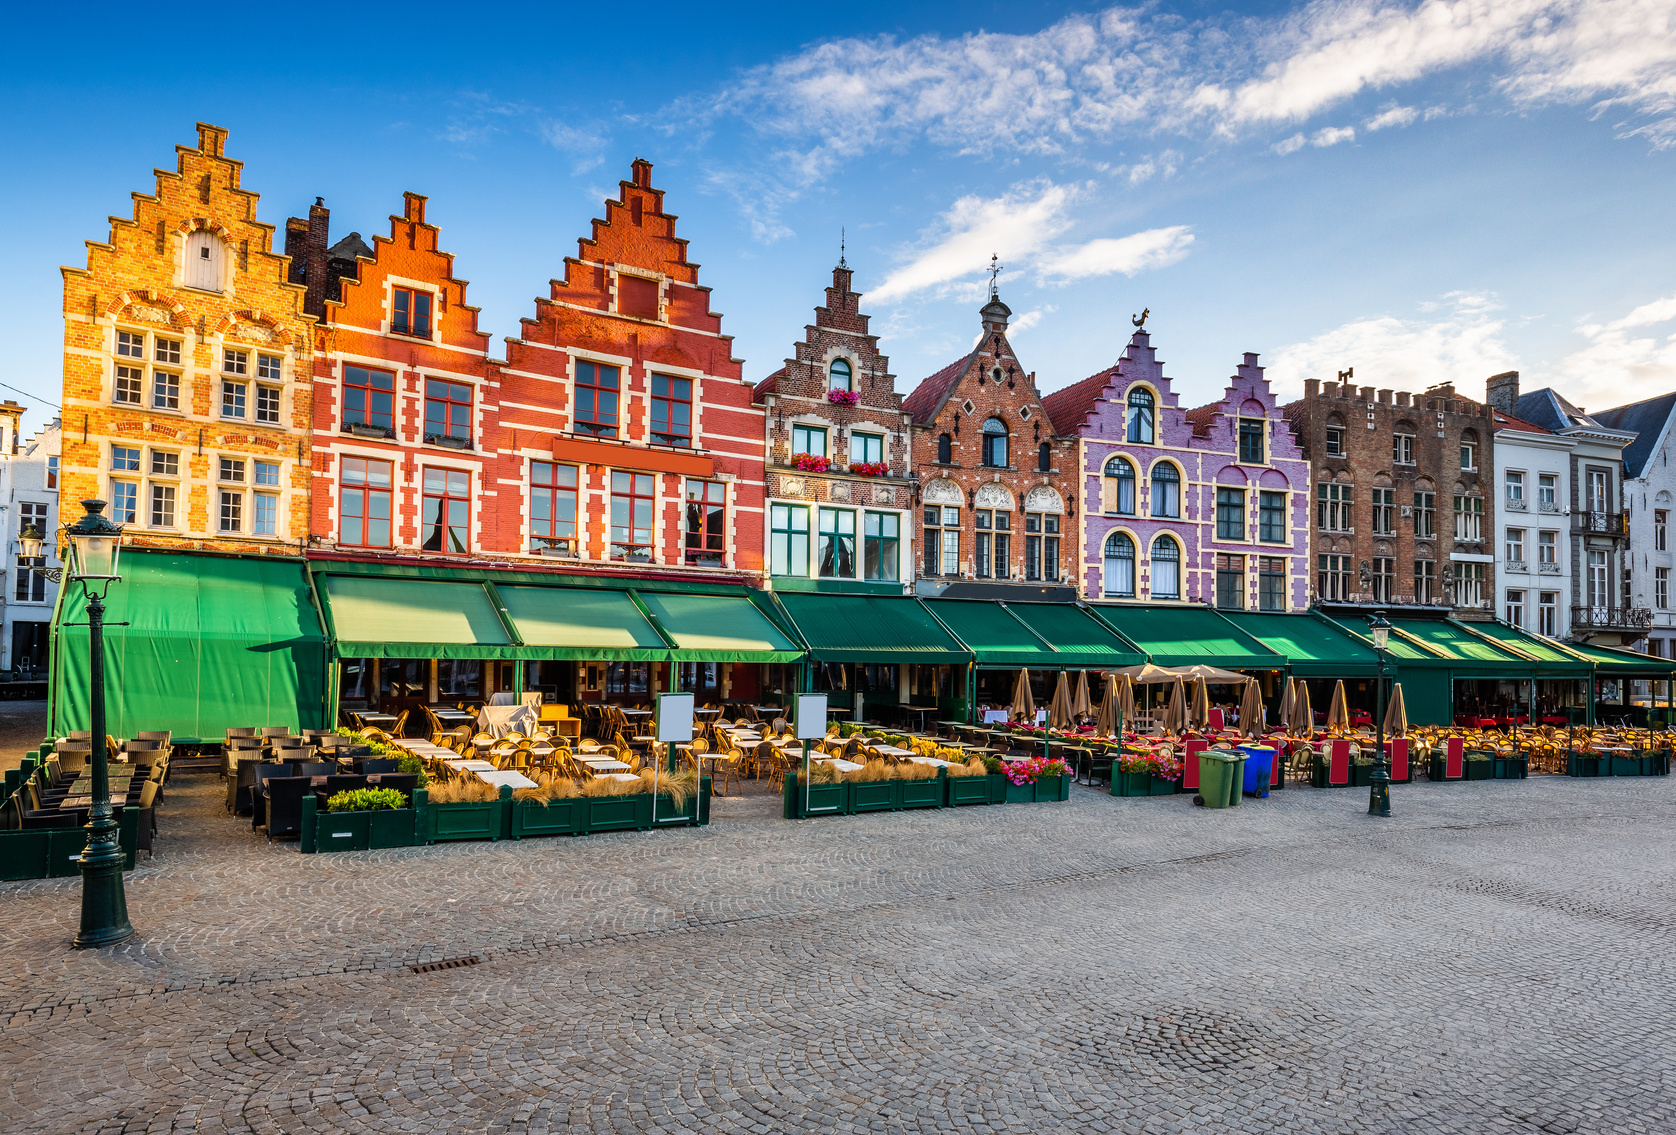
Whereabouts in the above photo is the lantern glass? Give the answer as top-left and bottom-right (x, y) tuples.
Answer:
(1369, 624), (1390, 651)
(65, 500), (123, 580)
(16, 524), (43, 560)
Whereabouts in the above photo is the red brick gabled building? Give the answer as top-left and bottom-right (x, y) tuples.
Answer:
(903, 289), (1078, 596)
(502, 160), (765, 578)
(294, 193), (504, 558)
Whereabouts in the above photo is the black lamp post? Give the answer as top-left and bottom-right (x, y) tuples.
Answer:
(45, 501), (133, 948)
(1366, 610), (1392, 818)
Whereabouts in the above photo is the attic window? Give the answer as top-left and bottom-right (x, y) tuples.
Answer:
(631, 197), (643, 225)
(1019, 406), (1032, 421)
(619, 275), (659, 320)
(961, 399), (976, 416)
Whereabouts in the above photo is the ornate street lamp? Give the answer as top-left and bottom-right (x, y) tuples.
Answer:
(16, 522), (64, 583)
(62, 500), (133, 948)
(1366, 610), (1392, 818)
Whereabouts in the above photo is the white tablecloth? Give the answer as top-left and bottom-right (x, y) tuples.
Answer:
(476, 769), (538, 788)
(477, 704), (536, 737)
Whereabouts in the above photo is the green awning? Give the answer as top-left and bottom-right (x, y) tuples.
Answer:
(922, 599), (1057, 668)
(497, 585), (668, 660)
(1387, 618), (1534, 678)
(1562, 640), (1676, 676)
(1455, 621), (1592, 677)
(1219, 612), (1378, 676)
(1088, 604), (1287, 670)
(635, 591), (803, 662)
(774, 593), (971, 664)
(321, 575), (514, 659)
(1005, 602), (1145, 669)
(51, 550), (328, 743)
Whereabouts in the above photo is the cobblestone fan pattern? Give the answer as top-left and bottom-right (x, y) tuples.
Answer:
(4, 776), (1675, 1134)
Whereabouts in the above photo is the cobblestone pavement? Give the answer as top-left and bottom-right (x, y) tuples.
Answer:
(3, 771), (1674, 1135)
(0, 700), (47, 775)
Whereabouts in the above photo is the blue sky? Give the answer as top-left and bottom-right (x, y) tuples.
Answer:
(3, 0), (1674, 438)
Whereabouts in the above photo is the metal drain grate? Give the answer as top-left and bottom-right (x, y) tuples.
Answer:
(411, 956), (481, 974)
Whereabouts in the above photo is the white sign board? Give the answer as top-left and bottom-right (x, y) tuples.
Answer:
(656, 693), (695, 743)
(795, 693), (828, 740)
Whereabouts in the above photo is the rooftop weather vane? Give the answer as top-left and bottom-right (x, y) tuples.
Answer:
(1132, 308), (1149, 329)
(988, 253), (1001, 298)
(839, 227), (846, 269)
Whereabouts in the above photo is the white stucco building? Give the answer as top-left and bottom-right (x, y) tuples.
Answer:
(1597, 393), (1676, 663)
(0, 410), (62, 676)
(1490, 394), (1576, 638)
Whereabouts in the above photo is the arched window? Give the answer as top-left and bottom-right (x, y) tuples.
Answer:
(828, 358), (852, 392)
(1104, 457), (1135, 515)
(185, 230), (224, 292)
(981, 417), (1008, 468)
(1150, 535), (1181, 599)
(1037, 442), (1051, 472)
(1151, 463), (1180, 518)
(1126, 388), (1155, 444)
(1103, 532), (1135, 597)
(936, 433), (952, 464)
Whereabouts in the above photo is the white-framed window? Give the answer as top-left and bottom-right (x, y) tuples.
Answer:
(1587, 550), (1609, 607)
(1453, 495), (1483, 540)
(924, 506), (960, 577)
(219, 490), (242, 533)
(1539, 592), (1558, 636)
(152, 370), (179, 411)
(114, 364), (144, 405)
(1657, 510), (1668, 552)
(1392, 433), (1415, 465)
(1460, 441), (1477, 471)
(150, 483), (176, 528)
(223, 349), (248, 376)
(1587, 470), (1609, 512)
(221, 380), (247, 419)
(1325, 426), (1344, 457)
(1103, 531), (1135, 597)
(1370, 488), (1395, 535)
(1505, 470), (1524, 503)
(1318, 483), (1352, 532)
(828, 358), (852, 392)
(1538, 473), (1558, 509)
(1505, 589), (1525, 627)
(1506, 528), (1525, 565)
(256, 384), (281, 425)
(1538, 530), (1557, 564)
(1150, 535), (1180, 599)
(1658, 568), (1670, 611)
(1318, 554), (1353, 601)
(1454, 562), (1485, 607)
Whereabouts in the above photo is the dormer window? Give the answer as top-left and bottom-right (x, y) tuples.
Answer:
(981, 417), (1009, 468)
(1126, 389), (1155, 444)
(393, 287), (432, 337)
(828, 359), (852, 392)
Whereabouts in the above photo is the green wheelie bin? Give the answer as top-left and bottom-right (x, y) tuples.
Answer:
(1196, 748), (1245, 809)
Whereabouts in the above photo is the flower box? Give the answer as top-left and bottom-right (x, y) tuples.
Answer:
(1111, 770), (1177, 797)
(900, 778), (943, 810)
(782, 771), (951, 818)
(510, 782), (708, 837)
(850, 781), (896, 813)
(1427, 756), (1464, 781)
(421, 785), (512, 843)
(1463, 756), (1495, 781)
(300, 799), (419, 852)
(1005, 774), (1070, 803)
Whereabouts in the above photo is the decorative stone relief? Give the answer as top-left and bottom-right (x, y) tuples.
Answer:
(1023, 485), (1064, 512)
(235, 321), (276, 342)
(830, 480), (850, 501)
(125, 306), (171, 324)
(873, 485), (894, 504)
(777, 476), (805, 498)
(923, 477), (962, 505)
(974, 482), (1014, 509)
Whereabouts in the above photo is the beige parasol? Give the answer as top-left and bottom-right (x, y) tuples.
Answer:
(1238, 678), (1264, 739)
(1293, 680), (1315, 738)
(1173, 663), (1252, 685)
(1162, 675), (1187, 734)
(1094, 673), (1118, 737)
(1383, 683), (1408, 738)
(1326, 679), (1351, 731)
(1188, 676), (1211, 732)
(1072, 670), (1092, 719)
(1277, 677), (1296, 733)
(1118, 671), (1136, 725)
(1113, 662), (1183, 685)
(1048, 671), (1074, 730)
(1010, 668), (1036, 724)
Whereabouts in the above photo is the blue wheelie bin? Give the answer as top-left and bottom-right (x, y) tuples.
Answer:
(1239, 746), (1275, 798)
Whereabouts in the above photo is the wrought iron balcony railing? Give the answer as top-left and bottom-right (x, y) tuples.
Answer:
(1571, 605), (1653, 631)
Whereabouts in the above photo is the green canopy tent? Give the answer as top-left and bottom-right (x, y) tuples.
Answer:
(1088, 604), (1286, 671)
(1219, 611), (1379, 678)
(50, 549), (327, 743)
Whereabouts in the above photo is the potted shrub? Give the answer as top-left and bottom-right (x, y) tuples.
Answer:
(1463, 751), (1495, 781)
(307, 786), (415, 852)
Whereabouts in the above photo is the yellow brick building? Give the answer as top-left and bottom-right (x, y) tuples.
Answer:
(60, 123), (314, 553)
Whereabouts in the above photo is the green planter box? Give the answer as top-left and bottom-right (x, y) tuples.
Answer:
(900, 778), (943, 810)
(301, 800), (419, 852)
(945, 774), (996, 806)
(1427, 756), (1464, 781)
(1463, 758), (1494, 781)
(783, 777), (849, 818)
(420, 785), (512, 843)
(1348, 763), (1373, 787)
(1610, 754), (1656, 776)
(1492, 756), (1528, 780)
(1567, 752), (1608, 777)
(850, 780), (898, 813)
(0, 806), (138, 880)
(784, 772), (950, 818)
(1003, 773), (1071, 803)
(1111, 770), (1178, 796)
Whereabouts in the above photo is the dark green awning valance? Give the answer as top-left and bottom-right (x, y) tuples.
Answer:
(635, 591), (804, 663)
(1220, 612), (1378, 676)
(321, 575), (516, 659)
(1088, 604), (1287, 670)
(922, 599), (1057, 669)
(1004, 602), (1145, 669)
(774, 593), (971, 664)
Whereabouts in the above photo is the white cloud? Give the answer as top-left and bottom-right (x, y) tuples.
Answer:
(1311, 125), (1357, 146)
(1365, 103), (1419, 129)
(1009, 309), (1049, 336)
(1272, 132), (1309, 154)
(1121, 150), (1183, 184)
(1264, 293), (1518, 398)
(682, 0), (1676, 191)
(1554, 291), (1676, 405)
(868, 180), (1195, 303)
(538, 122), (608, 174)
(1037, 226), (1196, 280)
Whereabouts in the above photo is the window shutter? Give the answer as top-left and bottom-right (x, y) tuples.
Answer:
(1101, 477), (1118, 513)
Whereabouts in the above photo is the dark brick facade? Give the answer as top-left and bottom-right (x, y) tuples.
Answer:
(904, 292), (1078, 597)
(1282, 379), (1495, 617)
(753, 264), (913, 592)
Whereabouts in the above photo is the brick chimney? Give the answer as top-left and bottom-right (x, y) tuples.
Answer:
(1486, 370), (1520, 415)
(284, 197), (331, 320)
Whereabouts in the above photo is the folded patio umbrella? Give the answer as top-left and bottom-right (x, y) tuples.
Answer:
(1277, 677), (1296, 733)
(1293, 681), (1314, 738)
(1383, 683), (1408, 738)
(1189, 676), (1211, 732)
(1118, 672), (1136, 726)
(1072, 670), (1092, 719)
(1010, 668), (1036, 724)
(1327, 679), (1351, 732)
(1094, 673), (1118, 737)
(1048, 671), (1074, 731)
(1239, 678), (1264, 739)
(1162, 676), (1187, 735)
(1113, 662), (1182, 685)
(1174, 663), (1252, 685)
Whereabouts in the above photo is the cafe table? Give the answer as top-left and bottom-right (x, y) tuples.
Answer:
(818, 757), (864, 773)
(475, 769), (539, 788)
(870, 744), (914, 759)
(579, 756), (632, 773)
(357, 712), (399, 730)
(60, 793), (131, 809)
(694, 707), (722, 717)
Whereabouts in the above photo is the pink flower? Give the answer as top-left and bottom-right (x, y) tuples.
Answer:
(827, 389), (860, 406)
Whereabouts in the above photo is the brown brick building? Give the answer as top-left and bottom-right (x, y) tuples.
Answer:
(903, 289), (1078, 597)
(60, 123), (315, 553)
(753, 260), (913, 594)
(1282, 379), (1495, 616)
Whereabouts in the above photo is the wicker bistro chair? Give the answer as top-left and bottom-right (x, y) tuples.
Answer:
(719, 747), (745, 796)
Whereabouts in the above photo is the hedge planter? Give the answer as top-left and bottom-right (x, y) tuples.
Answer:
(1609, 753), (1668, 777)
(850, 780), (897, 813)
(1566, 752), (1608, 777)
(1111, 770), (1178, 797)
(301, 801), (421, 853)
(785, 771), (952, 818)
(1463, 754), (1495, 781)
(510, 783), (706, 837)
(0, 808), (139, 880)
(1348, 763), (1373, 788)
(1492, 755), (1529, 780)
(421, 786), (512, 843)
(1428, 756), (1464, 781)
(900, 778), (944, 810)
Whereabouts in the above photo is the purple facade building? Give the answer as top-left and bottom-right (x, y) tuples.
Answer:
(1042, 330), (1311, 609)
